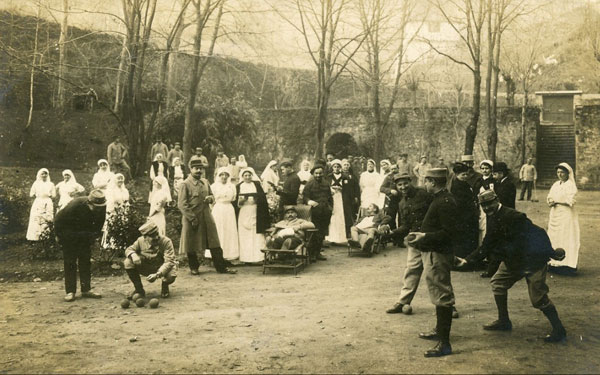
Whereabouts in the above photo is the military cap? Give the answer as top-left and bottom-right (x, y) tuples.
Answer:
(88, 189), (106, 206)
(460, 154), (474, 162)
(189, 159), (205, 168)
(139, 220), (159, 235)
(424, 168), (448, 178)
(393, 172), (411, 182)
(478, 190), (498, 204)
(280, 158), (293, 167)
(311, 163), (326, 174)
(283, 205), (297, 213)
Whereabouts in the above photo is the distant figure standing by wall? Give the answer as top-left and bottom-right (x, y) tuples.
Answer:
(519, 157), (537, 201)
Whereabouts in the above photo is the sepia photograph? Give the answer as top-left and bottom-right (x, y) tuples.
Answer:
(0, 0), (599, 373)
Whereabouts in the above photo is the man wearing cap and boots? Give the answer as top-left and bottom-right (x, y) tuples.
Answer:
(178, 160), (236, 275)
(458, 190), (567, 343)
(124, 221), (177, 298)
(386, 173), (433, 313)
(303, 163), (333, 262)
(54, 189), (107, 302)
(267, 206), (316, 260)
(406, 168), (458, 357)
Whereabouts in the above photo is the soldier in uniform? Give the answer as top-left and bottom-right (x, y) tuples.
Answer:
(385, 173), (434, 314)
(460, 154), (482, 189)
(459, 190), (568, 343)
(303, 163), (332, 261)
(178, 159), (236, 275)
(407, 168), (457, 357)
(124, 220), (177, 298)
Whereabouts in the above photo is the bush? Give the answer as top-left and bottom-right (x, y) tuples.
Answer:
(99, 202), (147, 262)
(29, 219), (61, 260)
(0, 181), (30, 234)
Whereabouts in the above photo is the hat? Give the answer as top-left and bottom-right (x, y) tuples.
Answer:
(88, 189), (106, 206)
(452, 162), (469, 174)
(478, 190), (498, 205)
(493, 162), (509, 174)
(190, 159), (205, 168)
(283, 205), (297, 213)
(331, 159), (342, 167)
(480, 160), (494, 168)
(461, 154), (474, 162)
(311, 163), (326, 174)
(393, 172), (411, 182)
(139, 220), (159, 236)
(174, 142), (180, 145)
(424, 168), (448, 178)
(280, 158), (293, 167)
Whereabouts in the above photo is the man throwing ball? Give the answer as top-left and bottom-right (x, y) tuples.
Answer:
(124, 221), (177, 298)
(459, 190), (567, 343)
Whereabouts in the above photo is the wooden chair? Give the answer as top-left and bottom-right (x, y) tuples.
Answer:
(261, 204), (316, 275)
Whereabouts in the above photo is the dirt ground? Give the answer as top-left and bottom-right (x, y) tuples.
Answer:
(1, 190), (600, 374)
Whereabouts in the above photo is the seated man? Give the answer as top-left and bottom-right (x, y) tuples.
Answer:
(124, 221), (177, 299)
(267, 205), (315, 253)
(348, 203), (391, 253)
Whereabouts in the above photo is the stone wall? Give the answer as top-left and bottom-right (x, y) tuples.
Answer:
(255, 106), (540, 174)
(575, 104), (600, 188)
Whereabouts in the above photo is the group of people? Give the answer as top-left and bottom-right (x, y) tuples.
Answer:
(25, 138), (582, 359)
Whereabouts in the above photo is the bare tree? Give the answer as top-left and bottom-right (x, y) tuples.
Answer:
(166, 0), (190, 108)
(275, 0), (367, 158)
(426, 0), (486, 156)
(355, 0), (421, 161)
(182, 0), (225, 166)
(484, 0), (533, 161)
(26, 3), (42, 129)
(56, 0), (68, 110)
(502, 24), (543, 165)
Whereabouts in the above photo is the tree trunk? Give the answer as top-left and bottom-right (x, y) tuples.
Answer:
(521, 84), (528, 166)
(183, 0), (224, 166)
(166, 1), (187, 108)
(487, 30), (502, 162)
(314, 88), (329, 159)
(485, 0), (493, 143)
(464, 65), (481, 155)
(57, 0), (68, 110)
(114, 34), (127, 112)
(26, 6), (41, 129)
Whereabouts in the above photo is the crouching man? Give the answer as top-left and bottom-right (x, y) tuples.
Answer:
(267, 206), (315, 252)
(458, 190), (567, 342)
(125, 221), (176, 299)
(348, 203), (390, 253)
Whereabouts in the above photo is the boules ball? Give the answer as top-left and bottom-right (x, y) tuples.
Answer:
(135, 298), (145, 307)
(132, 293), (142, 302)
(149, 298), (159, 309)
(402, 304), (413, 315)
(120, 299), (130, 309)
(406, 234), (417, 243)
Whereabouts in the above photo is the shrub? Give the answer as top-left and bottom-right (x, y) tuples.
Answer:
(99, 202), (146, 262)
(29, 219), (61, 260)
(0, 181), (31, 234)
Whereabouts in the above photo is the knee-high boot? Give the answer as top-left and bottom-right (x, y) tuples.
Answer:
(483, 294), (512, 330)
(541, 305), (567, 342)
(424, 306), (453, 357)
(126, 269), (145, 298)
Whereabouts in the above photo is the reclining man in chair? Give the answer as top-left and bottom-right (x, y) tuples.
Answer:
(266, 205), (316, 257)
(348, 203), (391, 253)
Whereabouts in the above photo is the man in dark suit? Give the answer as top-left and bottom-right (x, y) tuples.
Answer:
(459, 190), (567, 343)
(277, 159), (302, 218)
(492, 162), (516, 209)
(303, 164), (333, 261)
(55, 189), (107, 302)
